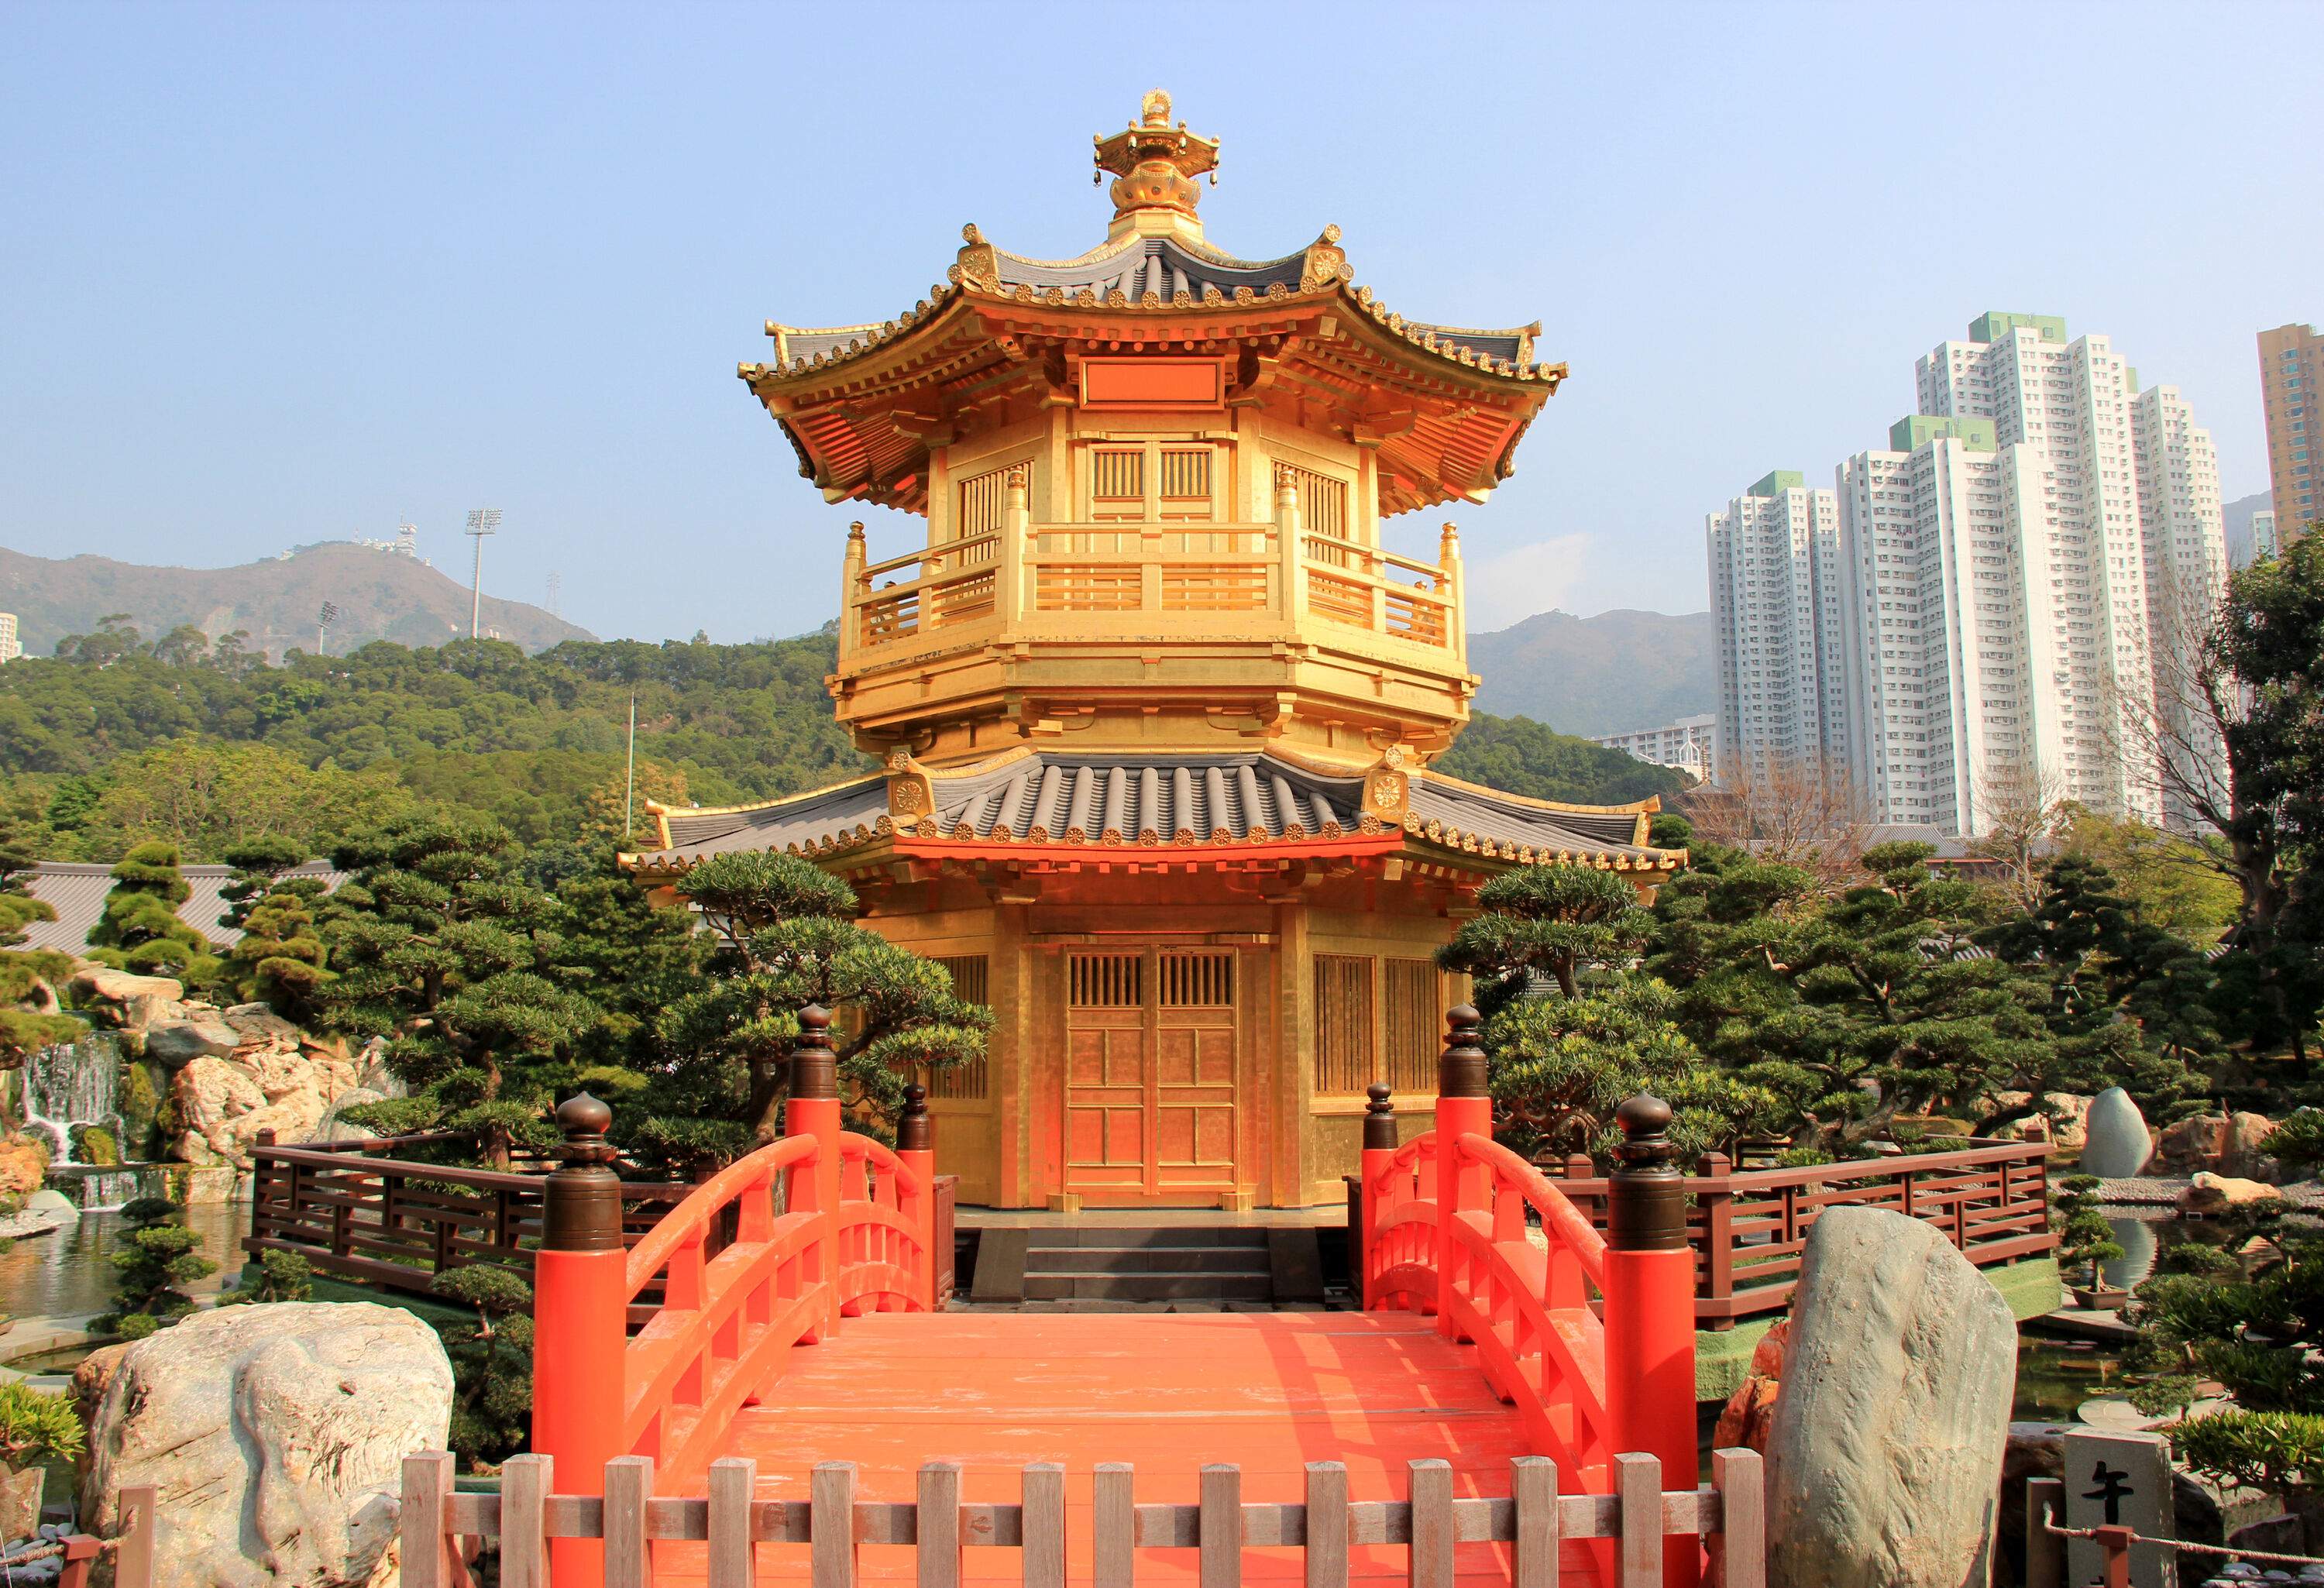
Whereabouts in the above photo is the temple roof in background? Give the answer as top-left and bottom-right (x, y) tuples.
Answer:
(15, 861), (344, 954)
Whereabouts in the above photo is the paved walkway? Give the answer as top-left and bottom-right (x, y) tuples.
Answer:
(665, 1311), (1545, 1584)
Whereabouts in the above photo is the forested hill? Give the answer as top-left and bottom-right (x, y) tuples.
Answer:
(1466, 609), (1714, 737)
(0, 620), (1682, 862)
(0, 541), (593, 660)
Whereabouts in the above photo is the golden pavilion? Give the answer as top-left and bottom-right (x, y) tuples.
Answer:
(623, 91), (1684, 1210)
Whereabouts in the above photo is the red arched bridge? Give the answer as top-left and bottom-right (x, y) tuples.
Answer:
(401, 1009), (1765, 1588)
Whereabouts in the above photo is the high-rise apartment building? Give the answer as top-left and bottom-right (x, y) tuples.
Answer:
(0, 614), (19, 665)
(1826, 314), (2228, 834)
(2250, 508), (2280, 563)
(1706, 472), (1851, 783)
(2259, 323), (2321, 538)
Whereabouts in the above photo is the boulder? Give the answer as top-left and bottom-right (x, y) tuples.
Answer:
(2150, 1112), (2280, 1181)
(2178, 1173), (2283, 1215)
(319, 1089), (387, 1145)
(169, 1035), (367, 1165)
(20, 1190), (78, 1223)
(0, 1465), (41, 1548)
(83, 1303), (453, 1588)
(66, 968), (183, 1009)
(142, 1020), (239, 1070)
(2079, 1087), (2152, 1179)
(1713, 1319), (1788, 1456)
(220, 1004), (302, 1044)
(2223, 1112), (2281, 1181)
(1764, 1206), (2017, 1588)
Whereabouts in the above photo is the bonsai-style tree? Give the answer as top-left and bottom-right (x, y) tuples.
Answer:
(215, 837), (332, 1019)
(638, 851), (990, 1170)
(1439, 864), (1653, 1008)
(2050, 1174), (2124, 1298)
(0, 1383), (84, 1474)
(84, 841), (216, 979)
(429, 1265), (535, 1468)
(0, 822), (84, 1068)
(93, 1196), (217, 1339)
(220, 1248), (314, 1306)
(318, 816), (599, 1169)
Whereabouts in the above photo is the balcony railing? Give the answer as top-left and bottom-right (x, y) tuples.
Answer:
(840, 477), (1465, 672)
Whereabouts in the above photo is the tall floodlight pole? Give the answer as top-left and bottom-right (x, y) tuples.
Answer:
(624, 693), (637, 837)
(465, 508), (502, 638)
(318, 601), (339, 658)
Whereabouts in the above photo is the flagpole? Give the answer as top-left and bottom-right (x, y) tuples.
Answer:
(624, 693), (637, 838)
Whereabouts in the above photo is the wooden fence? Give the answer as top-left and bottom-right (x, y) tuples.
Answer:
(1545, 1140), (2053, 1328)
(402, 1449), (1765, 1588)
(245, 1135), (957, 1306)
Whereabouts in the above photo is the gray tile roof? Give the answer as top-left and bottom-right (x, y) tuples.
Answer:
(15, 861), (344, 954)
(637, 751), (1675, 873)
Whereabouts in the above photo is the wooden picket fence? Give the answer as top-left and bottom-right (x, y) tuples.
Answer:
(402, 1449), (1765, 1588)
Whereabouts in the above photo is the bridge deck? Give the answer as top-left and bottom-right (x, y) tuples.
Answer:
(671, 1311), (1539, 1584)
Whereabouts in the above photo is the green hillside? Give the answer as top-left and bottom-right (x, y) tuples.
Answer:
(0, 620), (1678, 863)
(0, 540), (593, 660)
(1466, 608), (1713, 737)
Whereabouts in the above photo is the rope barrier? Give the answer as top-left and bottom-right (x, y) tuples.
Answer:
(2044, 1505), (2324, 1572)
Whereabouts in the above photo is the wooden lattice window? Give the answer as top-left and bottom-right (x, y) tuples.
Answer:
(1382, 958), (1441, 1095)
(1070, 951), (1143, 1008)
(1089, 449), (1145, 519)
(954, 463), (1023, 548)
(1312, 954), (1374, 1096)
(926, 954), (990, 1100)
(1160, 951), (1233, 1008)
(1282, 464), (1350, 542)
(1159, 447), (1212, 517)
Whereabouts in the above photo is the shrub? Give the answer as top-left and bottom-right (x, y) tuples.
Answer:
(220, 1249), (313, 1306)
(2171, 1410), (2324, 1496)
(2052, 1174), (2123, 1291)
(429, 1266), (535, 1469)
(91, 1196), (215, 1335)
(0, 1384), (84, 1469)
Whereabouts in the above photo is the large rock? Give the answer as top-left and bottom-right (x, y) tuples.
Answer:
(2178, 1173), (2283, 1215)
(83, 1303), (453, 1588)
(143, 1020), (239, 1070)
(1764, 1207), (2017, 1588)
(2150, 1112), (2281, 1181)
(0, 1143), (48, 1199)
(66, 968), (189, 1034)
(170, 1035), (367, 1166)
(2079, 1087), (2152, 1179)
(220, 1004), (302, 1045)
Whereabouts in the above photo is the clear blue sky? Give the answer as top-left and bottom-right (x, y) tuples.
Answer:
(4, 2), (2315, 644)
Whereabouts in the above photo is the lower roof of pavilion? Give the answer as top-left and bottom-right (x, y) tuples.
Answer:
(618, 746), (1683, 885)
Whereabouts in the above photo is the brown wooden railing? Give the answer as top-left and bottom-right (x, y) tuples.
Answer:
(1547, 1139), (2054, 1329)
(245, 1129), (959, 1307)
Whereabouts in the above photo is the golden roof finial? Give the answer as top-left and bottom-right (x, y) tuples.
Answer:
(1092, 88), (1220, 230)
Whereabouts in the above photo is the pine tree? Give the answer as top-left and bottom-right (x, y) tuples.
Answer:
(93, 1196), (217, 1338)
(317, 816), (598, 1168)
(0, 820), (85, 1067)
(84, 841), (216, 979)
(636, 851), (989, 1171)
(215, 837), (332, 1019)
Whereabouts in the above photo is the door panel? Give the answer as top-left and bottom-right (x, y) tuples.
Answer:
(1064, 950), (1239, 1202)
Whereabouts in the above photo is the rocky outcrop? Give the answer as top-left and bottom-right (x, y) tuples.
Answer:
(0, 1141), (49, 1198)
(2150, 1112), (2281, 1181)
(65, 968), (189, 1037)
(83, 1303), (452, 1588)
(172, 1033), (369, 1166)
(142, 1020), (238, 1069)
(2079, 1087), (2152, 1179)
(1764, 1206), (2017, 1588)
(2179, 1172), (2284, 1215)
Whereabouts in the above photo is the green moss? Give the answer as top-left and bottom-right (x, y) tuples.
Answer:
(71, 1125), (119, 1167)
(116, 1062), (161, 1158)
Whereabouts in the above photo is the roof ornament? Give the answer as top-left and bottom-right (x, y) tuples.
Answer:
(1092, 88), (1221, 238)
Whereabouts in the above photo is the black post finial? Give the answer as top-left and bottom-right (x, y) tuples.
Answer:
(790, 1003), (838, 1101)
(1438, 1004), (1487, 1099)
(898, 1081), (933, 1152)
(1362, 1082), (1397, 1150)
(544, 1091), (624, 1252)
(1607, 1092), (1686, 1252)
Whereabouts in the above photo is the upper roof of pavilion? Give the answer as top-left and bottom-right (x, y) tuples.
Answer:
(738, 90), (1566, 521)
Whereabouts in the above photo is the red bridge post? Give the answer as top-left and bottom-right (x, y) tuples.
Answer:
(1358, 1083), (1396, 1310)
(532, 1093), (627, 1588)
(1434, 1006), (1490, 1341)
(786, 1004), (843, 1339)
(1604, 1094), (1699, 1588)
(897, 1082), (937, 1310)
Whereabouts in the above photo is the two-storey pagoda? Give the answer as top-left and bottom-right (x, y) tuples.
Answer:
(624, 92), (1685, 1210)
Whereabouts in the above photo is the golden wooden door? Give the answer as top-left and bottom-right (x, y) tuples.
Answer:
(1064, 949), (1239, 1201)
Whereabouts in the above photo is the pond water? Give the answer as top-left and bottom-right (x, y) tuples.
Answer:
(0, 1201), (248, 1322)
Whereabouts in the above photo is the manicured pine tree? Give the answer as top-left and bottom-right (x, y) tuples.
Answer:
(0, 820), (86, 1066)
(215, 837), (332, 1019)
(84, 841), (215, 980)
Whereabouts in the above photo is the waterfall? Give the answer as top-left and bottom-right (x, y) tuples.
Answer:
(22, 1034), (125, 1164)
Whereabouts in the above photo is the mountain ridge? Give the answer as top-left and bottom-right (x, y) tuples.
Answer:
(1466, 607), (1715, 737)
(0, 541), (593, 658)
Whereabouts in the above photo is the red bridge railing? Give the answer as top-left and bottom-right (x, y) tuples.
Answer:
(1356, 1009), (1698, 1587)
(531, 1005), (940, 1588)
